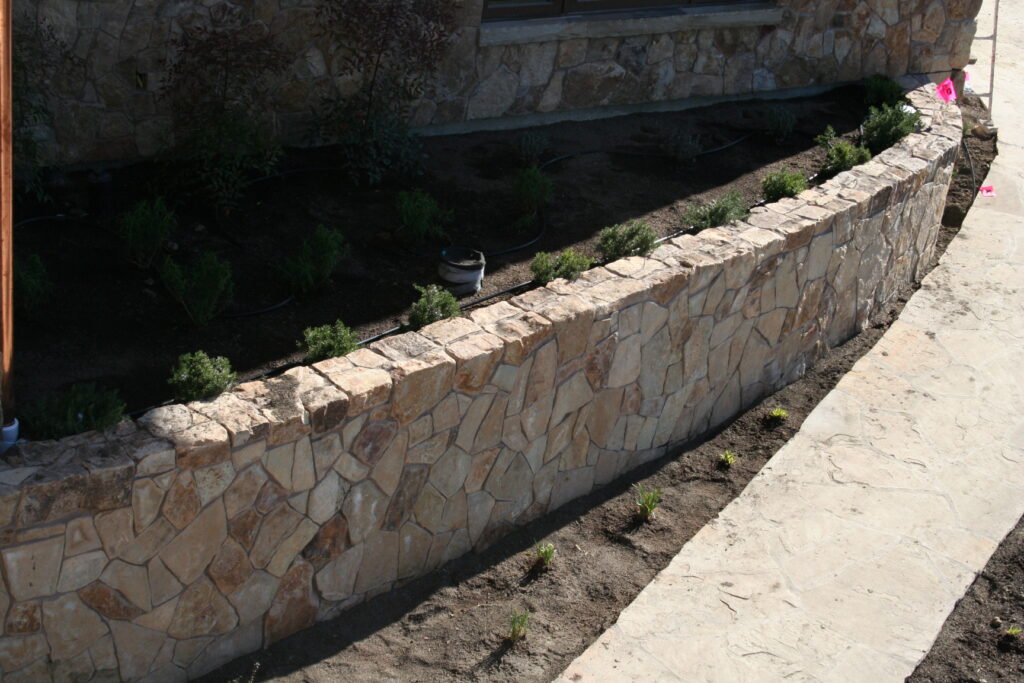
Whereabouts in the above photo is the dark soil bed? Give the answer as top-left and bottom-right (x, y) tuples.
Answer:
(14, 86), (872, 418)
(200, 98), (997, 683)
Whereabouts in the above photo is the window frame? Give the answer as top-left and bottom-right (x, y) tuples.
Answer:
(481, 0), (751, 22)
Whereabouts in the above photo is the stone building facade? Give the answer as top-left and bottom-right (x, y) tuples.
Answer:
(0, 82), (962, 681)
(16, 0), (980, 164)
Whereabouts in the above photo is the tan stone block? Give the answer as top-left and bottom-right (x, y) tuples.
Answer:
(189, 393), (271, 448)
(231, 440), (266, 471)
(430, 447), (471, 498)
(432, 394), (461, 431)
(139, 405), (230, 470)
(249, 503), (302, 571)
(381, 466), (429, 532)
(267, 518), (319, 577)
(224, 465), (268, 519)
(79, 581), (144, 621)
(534, 294), (596, 364)
(447, 334), (504, 394)
(607, 334), (642, 388)
(42, 593), (108, 660)
(264, 560), (317, 645)
(333, 452), (370, 483)
(163, 471), (201, 530)
(371, 429), (408, 497)
(584, 333), (618, 389)
(354, 530), (399, 594)
(408, 430), (450, 465)
(468, 301), (520, 327)
(133, 596), (178, 632)
(168, 577), (238, 639)
(194, 460), (236, 507)
(292, 437), (316, 492)
(65, 516), (102, 557)
(5, 601), (41, 635)
(485, 311), (554, 365)
(389, 351), (456, 426)
(521, 392), (554, 443)
(314, 361), (392, 416)
(351, 420), (399, 467)
(132, 478), (165, 533)
(101, 559), (151, 612)
(228, 508), (262, 552)
(408, 415), (433, 447)
(397, 522), (432, 579)
(302, 514), (348, 570)
(208, 538), (253, 595)
(550, 373), (594, 430)
(419, 316), (483, 345)
(148, 556), (183, 607)
(160, 500), (227, 585)
(466, 447), (501, 494)
(413, 483), (447, 534)
(57, 549), (107, 593)
(1, 536), (63, 601)
(227, 570), (279, 625)
(314, 545), (362, 602)
(343, 479), (388, 544)
(0, 633), (48, 672)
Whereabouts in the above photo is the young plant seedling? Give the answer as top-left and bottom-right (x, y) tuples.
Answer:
(533, 542), (556, 569)
(1007, 626), (1023, 637)
(719, 450), (737, 469)
(633, 483), (663, 522)
(507, 610), (530, 643)
(765, 407), (789, 427)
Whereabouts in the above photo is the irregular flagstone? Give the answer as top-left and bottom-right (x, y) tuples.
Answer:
(160, 501), (228, 585)
(168, 578), (238, 639)
(264, 560), (317, 645)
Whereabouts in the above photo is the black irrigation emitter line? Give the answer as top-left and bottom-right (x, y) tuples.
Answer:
(960, 137), (978, 195)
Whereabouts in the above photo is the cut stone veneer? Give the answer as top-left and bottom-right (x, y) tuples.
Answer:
(15, 0), (979, 164)
(0, 82), (960, 681)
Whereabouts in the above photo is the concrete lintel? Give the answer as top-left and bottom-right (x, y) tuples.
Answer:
(479, 3), (785, 47)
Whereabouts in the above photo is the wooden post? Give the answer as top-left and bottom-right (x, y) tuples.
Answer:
(0, 0), (13, 424)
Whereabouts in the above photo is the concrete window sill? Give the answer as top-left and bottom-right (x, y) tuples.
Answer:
(479, 3), (786, 47)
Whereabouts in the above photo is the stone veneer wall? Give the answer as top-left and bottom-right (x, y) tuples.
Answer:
(0, 82), (959, 682)
(16, 0), (979, 164)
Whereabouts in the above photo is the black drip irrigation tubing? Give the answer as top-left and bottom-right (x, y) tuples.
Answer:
(961, 137), (978, 195)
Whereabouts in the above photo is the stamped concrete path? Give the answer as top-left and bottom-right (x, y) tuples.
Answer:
(557, 10), (1024, 683)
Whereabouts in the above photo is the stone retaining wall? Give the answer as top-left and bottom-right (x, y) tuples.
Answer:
(0, 82), (960, 681)
(15, 0), (979, 164)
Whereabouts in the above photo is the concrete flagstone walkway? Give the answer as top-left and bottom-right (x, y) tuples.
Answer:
(556, 6), (1024, 682)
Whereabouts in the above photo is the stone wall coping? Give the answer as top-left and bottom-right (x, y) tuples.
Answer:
(478, 2), (784, 47)
(0, 79), (959, 523)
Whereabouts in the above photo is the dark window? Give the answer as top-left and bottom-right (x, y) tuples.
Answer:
(483, 1), (757, 21)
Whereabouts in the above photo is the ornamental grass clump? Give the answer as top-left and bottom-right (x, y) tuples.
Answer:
(762, 170), (807, 202)
(816, 126), (871, 179)
(861, 104), (922, 155)
(409, 284), (460, 330)
(22, 383), (125, 440)
(597, 220), (657, 261)
(160, 251), (234, 326)
(633, 483), (662, 522)
(300, 320), (360, 362)
(278, 225), (348, 295)
(397, 190), (451, 242)
(530, 248), (593, 285)
(765, 106), (797, 144)
(532, 542), (556, 569)
(119, 198), (176, 268)
(507, 610), (530, 643)
(683, 190), (749, 230)
(168, 351), (236, 402)
(515, 131), (549, 167)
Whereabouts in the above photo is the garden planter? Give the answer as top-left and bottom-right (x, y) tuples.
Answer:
(439, 247), (485, 296)
(1, 418), (19, 454)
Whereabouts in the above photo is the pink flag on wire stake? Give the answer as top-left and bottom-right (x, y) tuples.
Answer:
(980, 186), (997, 198)
(937, 78), (957, 103)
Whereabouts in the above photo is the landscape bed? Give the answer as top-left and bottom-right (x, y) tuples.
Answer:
(14, 86), (874, 418)
(202, 104), (997, 682)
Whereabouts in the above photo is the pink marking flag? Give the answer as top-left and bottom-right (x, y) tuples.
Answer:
(980, 186), (997, 198)
(937, 78), (957, 103)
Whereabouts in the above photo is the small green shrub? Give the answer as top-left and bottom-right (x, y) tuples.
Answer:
(160, 251), (234, 326)
(409, 284), (460, 330)
(765, 106), (797, 144)
(397, 190), (451, 242)
(511, 212), (538, 233)
(816, 126), (872, 178)
(597, 220), (657, 261)
(766, 407), (789, 425)
(668, 131), (701, 166)
(515, 166), (553, 214)
(719, 449), (737, 469)
(515, 131), (549, 167)
(683, 190), (750, 230)
(863, 75), (906, 108)
(278, 225), (348, 296)
(533, 542), (556, 569)
(530, 248), (593, 285)
(862, 104), (922, 155)
(119, 198), (176, 268)
(633, 483), (662, 522)
(300, 320), (361, 363)
(168, 351), (236, 402)
(14, 254), (53, 314)
(329, 106), (424, 186)
(762, 170), (807, 203)
(507, 611), (530, 642)
(22, 383), (125, 440)
(1006, 626), (1023, 637)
